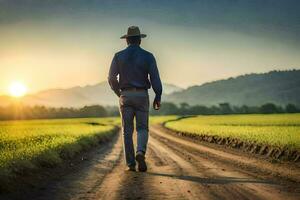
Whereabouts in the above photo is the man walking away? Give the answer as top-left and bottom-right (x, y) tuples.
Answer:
(108, 26), (162, 172)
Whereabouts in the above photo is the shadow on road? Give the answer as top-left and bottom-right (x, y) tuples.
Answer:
(147, 172), (275, 185)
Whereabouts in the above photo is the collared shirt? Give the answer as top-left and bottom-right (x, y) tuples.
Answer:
(108, 45), (163, 102)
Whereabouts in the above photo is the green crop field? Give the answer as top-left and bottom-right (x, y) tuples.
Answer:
(165, 114), (300, 150)
(0, 118), (118, 183)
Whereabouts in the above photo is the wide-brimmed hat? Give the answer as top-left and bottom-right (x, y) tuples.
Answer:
(120, 26), (147, 39)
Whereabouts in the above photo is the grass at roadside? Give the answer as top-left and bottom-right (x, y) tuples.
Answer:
(0, 118), (117, 187)
(165, 114), (300, 150)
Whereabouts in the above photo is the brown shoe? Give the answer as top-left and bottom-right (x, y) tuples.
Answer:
(136, 152), (147, 172)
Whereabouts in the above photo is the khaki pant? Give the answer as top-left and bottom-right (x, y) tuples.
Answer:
(119, 90), (149, 167)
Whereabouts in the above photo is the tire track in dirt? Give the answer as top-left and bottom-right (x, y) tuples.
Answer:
(145, 134), (270, 199)
(152, 125), (300, 183)
(148, 126), (300, 200)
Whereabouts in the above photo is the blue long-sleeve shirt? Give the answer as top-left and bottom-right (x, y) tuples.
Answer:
(108, 45), (163, 102)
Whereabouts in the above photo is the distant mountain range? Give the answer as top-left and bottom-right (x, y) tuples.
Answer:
(0, 70), (299, 107)
(0, 82), (183, 107)
(166, 70), (300, 106)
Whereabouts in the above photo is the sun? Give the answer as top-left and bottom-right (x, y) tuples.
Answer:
(9, 82), (28, 97)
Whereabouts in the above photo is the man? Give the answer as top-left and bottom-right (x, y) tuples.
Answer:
(108, 26), (162, 172)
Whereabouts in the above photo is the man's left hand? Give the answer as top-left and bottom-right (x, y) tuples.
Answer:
(153, 100), (161, 110)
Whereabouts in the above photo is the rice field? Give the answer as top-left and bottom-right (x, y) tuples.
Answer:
(165, 114), (300, 150)
(0, 118), (118, 181)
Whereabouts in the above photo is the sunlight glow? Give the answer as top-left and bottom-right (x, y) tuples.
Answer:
(9, 82), (27, 97)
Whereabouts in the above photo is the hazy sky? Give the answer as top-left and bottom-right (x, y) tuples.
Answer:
(0, 0), (300, 95)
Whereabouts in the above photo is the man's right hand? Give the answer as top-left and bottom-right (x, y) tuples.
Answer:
(153, 100), (161, 110)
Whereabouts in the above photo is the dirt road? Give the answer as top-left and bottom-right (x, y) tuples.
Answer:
(15, 125), (300, 200)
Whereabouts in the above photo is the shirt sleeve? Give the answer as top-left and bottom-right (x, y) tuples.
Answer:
(148, 54), (163, 102)
(108, 54), (121, 97)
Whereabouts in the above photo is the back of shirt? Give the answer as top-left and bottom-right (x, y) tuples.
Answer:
(108, 44), (162, 102)
(117, 45), (152, 89)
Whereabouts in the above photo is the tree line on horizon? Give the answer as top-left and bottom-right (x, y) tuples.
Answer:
(0, 105), (109, 120)
(149, 102), (299, 116)
(0, 102), (299, 121)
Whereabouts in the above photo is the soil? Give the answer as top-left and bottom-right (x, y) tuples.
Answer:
(161, 124), (300, 162)
(1, 125), (300, 200)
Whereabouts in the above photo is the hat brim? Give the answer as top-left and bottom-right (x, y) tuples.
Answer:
(120, 34), (147, 39)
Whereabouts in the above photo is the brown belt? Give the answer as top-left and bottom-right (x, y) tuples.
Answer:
(121, 88), (147, 92)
